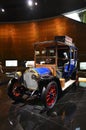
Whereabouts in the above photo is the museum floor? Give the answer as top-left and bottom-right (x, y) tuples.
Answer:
(0, 74), (86, 130)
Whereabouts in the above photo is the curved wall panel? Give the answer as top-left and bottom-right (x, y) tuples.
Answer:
(0, 16), (86, 63)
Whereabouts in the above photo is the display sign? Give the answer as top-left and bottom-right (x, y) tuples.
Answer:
(5, 60), (18, 67)
(80, 62), (86, 70)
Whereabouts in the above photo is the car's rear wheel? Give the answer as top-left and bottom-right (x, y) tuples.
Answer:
(42, 81), (58, 109)
(8, 78), (25, 101)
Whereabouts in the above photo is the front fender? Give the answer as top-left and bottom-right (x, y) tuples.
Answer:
(38, 76), (62, 99)
(38, 76), (61, 90)
(8, 78), (19, 87)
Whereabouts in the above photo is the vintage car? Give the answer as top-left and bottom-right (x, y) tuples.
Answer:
(7, 36), (78, 109)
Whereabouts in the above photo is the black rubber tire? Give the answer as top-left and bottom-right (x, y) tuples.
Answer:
(7, 78), (25, 101)
(41, 81), (58, 109)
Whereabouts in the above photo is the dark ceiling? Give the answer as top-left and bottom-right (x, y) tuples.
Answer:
(0, 0), (86, 22)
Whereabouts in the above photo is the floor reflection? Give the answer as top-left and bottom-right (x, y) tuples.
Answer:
(8, 101), (77, 130)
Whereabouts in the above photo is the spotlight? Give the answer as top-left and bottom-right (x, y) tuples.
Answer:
(1, 8), (5, 13)
(28, 0), (33, 7)
(35, 2), (38, 6)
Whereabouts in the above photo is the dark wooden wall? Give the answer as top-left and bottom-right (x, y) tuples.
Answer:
(0, 15), (86, 65)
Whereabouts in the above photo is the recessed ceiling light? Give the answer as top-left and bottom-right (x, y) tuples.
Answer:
(28, 0), (33, 7)
(1, 8), (5, 13)
(35, 2), (38, 6)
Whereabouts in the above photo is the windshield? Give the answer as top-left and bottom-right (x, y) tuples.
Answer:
(35, 46), (56, 64)
(34, 42), (70, 66)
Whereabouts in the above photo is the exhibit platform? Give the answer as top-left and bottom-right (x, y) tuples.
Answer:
(0, 72), (86, 130)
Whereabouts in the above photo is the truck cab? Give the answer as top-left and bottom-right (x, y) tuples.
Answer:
(34, 36), (77, 89)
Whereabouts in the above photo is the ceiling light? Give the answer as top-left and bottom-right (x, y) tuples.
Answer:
(1, 8), (5, 13)
(35, 2), (38, 6)
(28, 0), (33, 7)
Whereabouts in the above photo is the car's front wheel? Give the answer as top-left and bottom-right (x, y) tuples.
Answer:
(7, 78), (26, 101)
(42, 81), (58, 109)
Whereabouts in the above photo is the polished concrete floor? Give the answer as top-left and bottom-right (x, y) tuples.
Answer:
(0, 74), (86, 130)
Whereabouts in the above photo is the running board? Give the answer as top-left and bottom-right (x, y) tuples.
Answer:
(62, 79), (75, 91)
